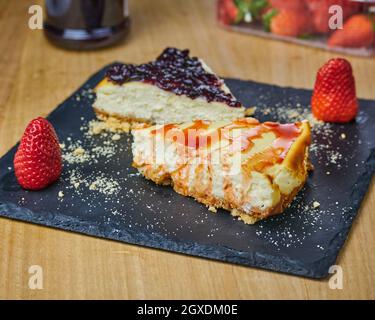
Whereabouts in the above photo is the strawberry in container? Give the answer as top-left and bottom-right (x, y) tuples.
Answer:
(217, 0), (375, 55)
(306, 0), (363, 34)
(217, 0), (241, 25)
(328, 13), (375, 48)
(266, 1), (314, 37)
(217, 0), (269, 25)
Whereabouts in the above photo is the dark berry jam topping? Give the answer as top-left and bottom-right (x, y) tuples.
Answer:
(106, 48), (242, 108)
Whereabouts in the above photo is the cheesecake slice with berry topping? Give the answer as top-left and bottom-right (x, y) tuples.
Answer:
(93, 48), (245, 125)
(132, 118), (311, 224)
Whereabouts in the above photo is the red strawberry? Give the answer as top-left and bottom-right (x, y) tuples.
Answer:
(312, 58), (358, 123)
(14, 117), (62, 190)
(217, 0), (239, 25)
(307, 0), (362, 34)
(270, 9), (313, 37)
(328, 14), (375, 48)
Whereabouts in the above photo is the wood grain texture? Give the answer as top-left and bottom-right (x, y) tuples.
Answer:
(0, 0), (374, 300)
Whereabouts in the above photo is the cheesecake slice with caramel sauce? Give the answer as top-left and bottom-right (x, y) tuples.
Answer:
(132, 118), (311, 224)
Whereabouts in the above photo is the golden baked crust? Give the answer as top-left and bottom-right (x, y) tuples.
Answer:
(95, 78), (111, 90)
(94, 108), (152, 130)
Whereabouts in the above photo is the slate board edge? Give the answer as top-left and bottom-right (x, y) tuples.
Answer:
(0, 63), (374, 279)
(0, 201), (330, 279)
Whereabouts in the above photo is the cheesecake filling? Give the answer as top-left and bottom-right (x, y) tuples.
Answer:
(95, 82), (245, 124)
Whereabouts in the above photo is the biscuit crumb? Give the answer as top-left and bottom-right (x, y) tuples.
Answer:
(340, 133), (346, 139)
(112, 134), (121, 141)
(58, 191), (64, 198)
(263, 108), (271, 115)
(62, 142), (90, 164)
(59, 143), (65, 150)
(312, 201), (320, 209)
(90, 121), (106, 135)
(90, 115), (131, 134)
(208, 206), (217, 213)
(73, 147), (85, 156)
(89, 182), (97, 190)
(287, 110), (299, 119)
(245, 107), (256, 116)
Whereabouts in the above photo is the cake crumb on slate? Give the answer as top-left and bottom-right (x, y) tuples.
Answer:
(89, 176), (121, 195)
(89, 182), (97, 190)
(73, 147), (85, 156)
(66, 169), (121, 196)
(88, 117), (130, 135)
(87, 120), (107, 135)
(244, 107), (256, 116)
(62, 142), (91, 164)
(312, 201), (320, 209)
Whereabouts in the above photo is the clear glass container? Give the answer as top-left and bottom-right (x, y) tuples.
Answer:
(217, 0), (375, 56)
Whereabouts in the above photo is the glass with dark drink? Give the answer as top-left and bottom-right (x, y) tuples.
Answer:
(44, 0), (130, 50)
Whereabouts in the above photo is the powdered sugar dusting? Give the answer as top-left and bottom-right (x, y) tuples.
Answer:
(50, 84), (365, 255)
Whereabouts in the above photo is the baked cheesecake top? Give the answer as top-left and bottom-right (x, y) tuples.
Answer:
(150, 118), (303, 160)
(106, 47), (242, 108)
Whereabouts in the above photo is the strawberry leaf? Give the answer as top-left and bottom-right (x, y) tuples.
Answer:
(249, 0), (269, 20)
(234, 0), (268, 22)
(262, 8), (278, 32)
(235, 10), (245, 23)
(234, 0), (250, 15)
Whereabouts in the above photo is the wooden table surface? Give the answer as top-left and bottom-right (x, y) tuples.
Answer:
(0, 0), (374, 300)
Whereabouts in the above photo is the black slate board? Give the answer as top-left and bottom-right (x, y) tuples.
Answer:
(0, 64), (374, 279)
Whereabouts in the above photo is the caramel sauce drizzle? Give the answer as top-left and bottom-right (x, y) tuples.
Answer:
(263, 122), (301, 159)
(151, 120), (301, 167)
(150, 123), (176, 135)
(182, 120), (211, 149)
